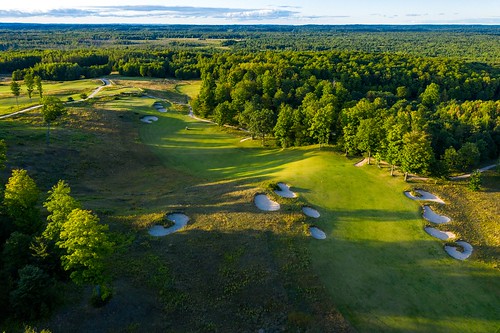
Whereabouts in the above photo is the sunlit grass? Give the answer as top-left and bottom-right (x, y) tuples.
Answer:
(0, 79), (102, 115)
(133, 99), (500, 333)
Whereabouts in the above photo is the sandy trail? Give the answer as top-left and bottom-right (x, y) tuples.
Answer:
(450, 164), (497, 180)
(354, 158), (368, 167)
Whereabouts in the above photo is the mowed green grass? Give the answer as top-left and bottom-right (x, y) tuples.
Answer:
(135, 102), (500, 333)
(0, 79), (102, 115)
(175, 81), (201, 100)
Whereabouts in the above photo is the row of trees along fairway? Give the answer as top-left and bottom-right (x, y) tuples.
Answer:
(192, 51), (499, 178)
(0, 154), (114, 322)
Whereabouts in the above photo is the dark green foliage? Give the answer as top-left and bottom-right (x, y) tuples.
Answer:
(420, 83), (441, 108)
(400, 131), (435, 180)
(2, 232), (33, 277)
(24, 72), (34, 99)
(34, 75), (43, 98)
(248, 108), (275, 145)
(9, 265), (56, 320)
(0, 139), (6, 170)
(10, 79), (21, 108)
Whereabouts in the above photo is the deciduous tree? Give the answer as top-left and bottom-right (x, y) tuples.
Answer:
(34, 75), (43, 99)
(400, 131), (435, 181)
(24, 73), (35, 99)
(10, 80), (21, 109)
(41, 96), (66, 145)
(43, 180), (81, 243)
(57, 209), (113, 299)
(3, 169), (41, 234)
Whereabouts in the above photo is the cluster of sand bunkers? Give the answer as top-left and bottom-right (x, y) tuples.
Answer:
(147, 182), (326, 240)
(153, 101), (167, 113)
(404, 189), (473, 260)
(147, 186), (474, 259)
(140, 101), (167, 123)
(141, 109), (473, 258)
(254, 182), (326, 239)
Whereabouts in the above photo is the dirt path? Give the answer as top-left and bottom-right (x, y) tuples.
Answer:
(0, 78), (110, 120)
(450, 164), (497, 180)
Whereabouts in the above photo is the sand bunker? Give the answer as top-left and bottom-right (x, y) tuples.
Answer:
(141, 116), (159, 123)
(302, 206), (320, 218)
(422, 205), (451, 224)
(274, 183), (297, 198)
(445, 241), (473, 260)
(254, 194), (280, 211)
(309, 226), (326, 239)
(404, 190), (445, 204)
(424, 227), (456, 241)
(148, 213), (189, 237)
(153, 103), (167, 112)
(239, 137), (252, 142)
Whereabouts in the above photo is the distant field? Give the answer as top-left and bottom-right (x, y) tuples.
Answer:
(0, 79), (101, 115)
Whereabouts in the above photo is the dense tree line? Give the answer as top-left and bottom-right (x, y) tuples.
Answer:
(0, 145), (113, 323)
(0, 49), (203, 80)
(0, 24), (499, 65)
(193, 51), (499, 177)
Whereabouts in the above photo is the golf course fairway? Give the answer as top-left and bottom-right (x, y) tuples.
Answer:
(135, 100), (499, 333)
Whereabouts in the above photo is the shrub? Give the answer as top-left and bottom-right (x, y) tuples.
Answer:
(10, 265), (56, 320)
(468, 170), (482, 191)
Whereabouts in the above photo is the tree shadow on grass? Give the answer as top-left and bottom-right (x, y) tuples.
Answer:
(309, 236), (500, 333)
(43, 227), (499, 333)
(42, 227), (352, 333)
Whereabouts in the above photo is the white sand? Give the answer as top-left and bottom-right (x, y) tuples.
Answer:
(254, 194), (280, 211)
(154, 104), (167, 112)
(148, 213), (189, 237)
(141, 116), (159, 123)
(445, 241), (473, 260)
(239, 137), (252, 142)
(302, 206), (320, 218)
(404, 190), (445, 204)
(422, 206), (451, 224)
(309, 227), (326, 239)
(424, 227), (456, 241)
(274, 183), (297, 198)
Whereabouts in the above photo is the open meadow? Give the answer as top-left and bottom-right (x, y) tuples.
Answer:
(0, 79), (103, 115)
(0, 78), (498, 332)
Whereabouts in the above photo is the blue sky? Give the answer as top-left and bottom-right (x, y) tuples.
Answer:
(0, 0), (499, 24)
